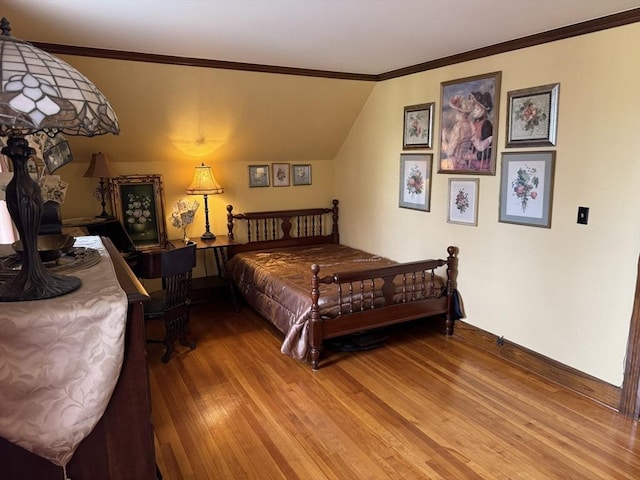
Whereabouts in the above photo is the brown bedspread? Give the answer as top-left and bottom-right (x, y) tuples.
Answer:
(227, 244), (445, 360)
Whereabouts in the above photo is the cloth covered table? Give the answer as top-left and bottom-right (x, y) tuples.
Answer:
(0, 236), (128, 468)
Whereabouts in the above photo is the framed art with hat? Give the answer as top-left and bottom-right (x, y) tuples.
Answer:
(438, 71), (501, 175)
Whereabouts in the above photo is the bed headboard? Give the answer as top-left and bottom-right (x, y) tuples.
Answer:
(226, 199), (340, 256)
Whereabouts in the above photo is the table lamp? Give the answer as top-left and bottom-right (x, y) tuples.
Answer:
(84, 151), (115, 218)
(0, 18), (119, 301)
(185, 162), (223, 240)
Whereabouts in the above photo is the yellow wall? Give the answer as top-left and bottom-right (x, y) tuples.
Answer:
(57, 57), (373, 231)
(42, 24), (639, 386)
(334, 24), (640, 386)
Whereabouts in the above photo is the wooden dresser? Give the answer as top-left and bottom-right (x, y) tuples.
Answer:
(1, 238), (157, 479)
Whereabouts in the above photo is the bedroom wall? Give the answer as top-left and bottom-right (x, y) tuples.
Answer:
(333, 24), (640, 386)
(56, 57), (372, 233)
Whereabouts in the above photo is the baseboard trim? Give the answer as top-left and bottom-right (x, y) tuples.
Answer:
(453, 320), (621, 411)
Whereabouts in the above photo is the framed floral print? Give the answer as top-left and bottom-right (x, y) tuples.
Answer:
(447, 178), (479, 226)
(248, 165), (270, 187)
(272, 163), (290, 187)
(438, 71), (501, 175)
(292, 164), (312, 185)
(110, 174), (167, 250)
(403, 102), (434, 149)
(399, 153), (432, 212)
(499, 151), (556, 228)
(506, 83), (559, 147)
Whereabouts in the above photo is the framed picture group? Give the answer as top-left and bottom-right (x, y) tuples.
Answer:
(249, 164), (312, 188)
(400, 72), (560, 229)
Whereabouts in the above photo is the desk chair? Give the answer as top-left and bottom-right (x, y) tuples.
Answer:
(142, 242), (197, 363)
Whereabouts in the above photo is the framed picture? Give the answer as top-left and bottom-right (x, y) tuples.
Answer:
(399, 153), (432, 212)
(438, 71), (501, 175)
(292, 164), (312, 186)
(43, 140), (74, 174)
(447, 178), (479, 226)
(403, 102), (434, 149)
(506, 83), (560, 147)
(499, 151), (556, 228)
(272, 163), (290, 187)
(110, 174), (167, 250)
(248, 165), (270, 187)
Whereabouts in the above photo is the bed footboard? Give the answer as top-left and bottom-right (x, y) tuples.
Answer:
(309, 246), (459, 369)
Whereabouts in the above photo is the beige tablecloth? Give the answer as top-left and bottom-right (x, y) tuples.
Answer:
(0, 236), (128, 467)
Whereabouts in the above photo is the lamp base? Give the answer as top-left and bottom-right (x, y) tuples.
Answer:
(201, 231), (216, 241)
(0, 270), (82, 302)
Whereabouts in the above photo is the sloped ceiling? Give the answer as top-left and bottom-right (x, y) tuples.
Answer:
(3, 0), (639, 75)
(1, 1), (639, 168)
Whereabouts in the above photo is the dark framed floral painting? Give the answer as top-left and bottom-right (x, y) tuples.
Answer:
(506, 83), (559, 147)
(399, 153), (432, 212)
(447, 178), (479, 226)
(403, 102), (434, 149)
(499, 151), (556, 228)
(110, 174), (167, 250)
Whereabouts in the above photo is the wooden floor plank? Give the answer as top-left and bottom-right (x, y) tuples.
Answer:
(148, 300), (640, 479)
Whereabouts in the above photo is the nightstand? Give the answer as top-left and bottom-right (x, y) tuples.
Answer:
(186, 236), (238, 308)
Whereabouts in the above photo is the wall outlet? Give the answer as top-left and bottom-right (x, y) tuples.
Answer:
(577, 206), (589, 225)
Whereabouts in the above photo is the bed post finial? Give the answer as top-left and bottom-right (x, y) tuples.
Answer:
(331, 199), (339, 244)
(445, 246), (459, 336)
(310, 263), (322, 369)
(227, 205), (235, 240)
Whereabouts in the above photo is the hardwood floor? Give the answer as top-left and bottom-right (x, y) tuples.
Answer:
(148, 298), (640, 479)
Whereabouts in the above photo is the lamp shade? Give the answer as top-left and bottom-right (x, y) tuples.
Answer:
(0, 17), (119, 305)
(0, 17), (119, 137)
(84, 152), (115, 178)
(185, 162), (223, 195)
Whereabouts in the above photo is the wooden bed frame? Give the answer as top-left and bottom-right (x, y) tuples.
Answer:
(226, 199), (459, 369)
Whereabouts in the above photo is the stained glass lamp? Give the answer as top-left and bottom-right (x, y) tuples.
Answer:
(0, 18), (120, 301)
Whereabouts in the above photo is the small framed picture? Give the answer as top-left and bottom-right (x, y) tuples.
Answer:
(447, 178), (479, 226)
(248, 165), (270, 187)
(272, 163), (290, 187)
(506, 83), (560, 147)
(499, 151), (556, 228)
(292, 164), (312, 186)
(399, 153), (432, 212)
(403, 102), (434, 149)
(44, 140), (74, 174)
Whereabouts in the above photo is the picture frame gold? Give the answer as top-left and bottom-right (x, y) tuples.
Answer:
(506, 83), (560, 148)
(272, 163), (290, 187)
(110, 174), (167, 250)
(248, 165), (270, 188)
(447, 178), (479, 226)
(499, 151), (556, 228)
(399, 153), (432, 212)
(438, 71), (501, 175)
(403, 102), (434, 149)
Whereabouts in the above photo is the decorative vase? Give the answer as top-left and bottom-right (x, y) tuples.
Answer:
(130, 223), (146, 233)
